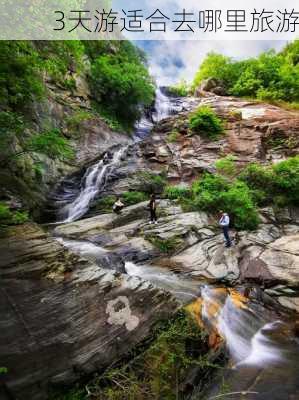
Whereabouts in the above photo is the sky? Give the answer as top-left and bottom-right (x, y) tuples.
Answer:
(137, 40), (289, 86)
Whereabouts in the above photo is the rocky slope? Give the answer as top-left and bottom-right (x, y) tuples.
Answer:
(0, 223), (178, 399)
(1, 93), (299, 399)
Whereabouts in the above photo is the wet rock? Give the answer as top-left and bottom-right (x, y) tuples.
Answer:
(0, 224), (178, 399)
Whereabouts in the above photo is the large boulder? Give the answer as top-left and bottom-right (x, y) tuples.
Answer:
(0, 224), (178, 399)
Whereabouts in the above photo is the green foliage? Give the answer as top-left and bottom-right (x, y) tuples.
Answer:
(50, 388), (85, 400)
(272, 156), (299, 205)
(182, 174), (260, 231)
(38, 41), (85, 82)
(166, 130), (179, 143)
(25, 129), (74, 161)
(0, 41), (44, 108)
(0, 202), (29, 227)
(122, 191), (147, 205)
(66, 110), (95, 131)
(189, 106), (224, 139)
(192, 40), (299, 103)
(148, 236), (182, 254)
(0, 367), (8, 375)
(135, 171), (167, 194)
(163, 185), (190, 200)
(0, 111), (24, 160)
(93, 195), (117, 213)
(215, 155), (237, 177)
(90, 41), (155, 131)
(168, 79), (189, 97)
(192, 52), (239, 90)
(57, 311), (217, 400)
(240, 157), (299, 207)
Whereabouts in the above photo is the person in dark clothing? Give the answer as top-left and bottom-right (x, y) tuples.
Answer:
(148, 194), (158, 224)
(219, 211), (232, 248)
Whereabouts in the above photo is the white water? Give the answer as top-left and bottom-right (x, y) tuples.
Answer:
(60, 148), (125, 223)
(201, 287), (285, 367)
(152, 87), (183, 123)
(57, 87), (184, 223)
(125, 261), (201, 303)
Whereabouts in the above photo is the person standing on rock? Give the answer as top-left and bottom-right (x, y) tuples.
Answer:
(148, 194), (158, 225)
(219, 211), (232, 248)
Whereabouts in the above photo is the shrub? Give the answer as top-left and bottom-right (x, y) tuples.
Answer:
(219, 181), (260, 230)
(0, 42), (44, 108)
(149, 236), (182, 254)
(240, 157), (299, 207)
(135, 171), (167, 194)
(164, 185), (191, 200)
(239, 163), (274, 205)
(272, 156), (299, 205)
(25, 129), (74, 161)
(215, 155), (237, 177)
(122, 191), (147, 205)
(187, 174), (259, 230)
(93, 195), (116, 213)
(0, 202), (29, 227)
(189, 106), (224, 139)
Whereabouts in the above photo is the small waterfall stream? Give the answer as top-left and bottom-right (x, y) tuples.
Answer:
(59, 148), (126, 223)
(199, 286), (299, 399)
(55, 87), (183, 223)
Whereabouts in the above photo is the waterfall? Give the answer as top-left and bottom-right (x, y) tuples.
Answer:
(56, 87), (184, 223)
(60, 148), (125, 223)
(201, 287), (288, 367)
(152, 87), (182, 123)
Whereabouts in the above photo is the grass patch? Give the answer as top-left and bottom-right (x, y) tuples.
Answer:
(163, 185), (191, 200)
(122, 191), (148, 205)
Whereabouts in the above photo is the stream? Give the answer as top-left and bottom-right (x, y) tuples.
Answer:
(51, 88), (299, 400)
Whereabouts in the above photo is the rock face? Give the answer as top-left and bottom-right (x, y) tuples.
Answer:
(125, 96), (299, 185)
(55, 201), (299, 291)
(2, 92), (299, 400)
(0, 223), (178, 399)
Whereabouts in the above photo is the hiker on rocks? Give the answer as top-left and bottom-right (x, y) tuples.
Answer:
(148, 194), (158, 225)
(113, 197), (124, 214)
(219, 211), (232, 248)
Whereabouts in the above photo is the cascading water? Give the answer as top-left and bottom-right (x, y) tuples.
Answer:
(201, 286), (286, 366)
(199, 286), (299, 400)
(55, 87), (182, 223)
(125, 261), (201, 303)
(60, 148), (125, 223)
(152, 87), (183, 123)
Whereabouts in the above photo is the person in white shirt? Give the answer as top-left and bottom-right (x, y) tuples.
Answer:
(113, 197), (124, 214)
(219, 211), (232, 248)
